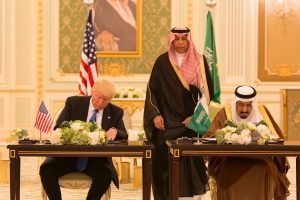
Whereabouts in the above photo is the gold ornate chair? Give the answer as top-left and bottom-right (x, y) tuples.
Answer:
(281, 89), (300, 140)
(208, 101), (223, 121)
(41, 172), (111, 200)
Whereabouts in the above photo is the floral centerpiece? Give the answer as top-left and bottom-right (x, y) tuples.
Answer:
(11, 128), (28, 139)
(216, 120), (273, 145)
(50, 120), (107, 145)
(114, 87), (144, 98)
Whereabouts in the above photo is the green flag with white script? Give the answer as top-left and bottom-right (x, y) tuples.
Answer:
(204, 11), (221, 103)
(187, 102), (211, 136)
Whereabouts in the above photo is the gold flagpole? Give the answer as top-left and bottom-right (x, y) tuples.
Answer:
(39, 131), (43, 144)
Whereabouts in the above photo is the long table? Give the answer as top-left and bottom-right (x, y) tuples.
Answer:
(7, 141), (154, 200)
(167, 140), (300, 200)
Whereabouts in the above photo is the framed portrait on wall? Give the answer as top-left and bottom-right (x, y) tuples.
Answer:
(93, 0), (142, 57)
(50, 0), (170, 79)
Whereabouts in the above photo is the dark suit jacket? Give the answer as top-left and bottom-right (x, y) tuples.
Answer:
(54, 95), (128, 188)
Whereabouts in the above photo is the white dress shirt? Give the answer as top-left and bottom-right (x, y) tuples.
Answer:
(87, 98), (103, 127)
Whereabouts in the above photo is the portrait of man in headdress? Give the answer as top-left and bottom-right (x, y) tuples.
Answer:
(93, 0), (139, 53)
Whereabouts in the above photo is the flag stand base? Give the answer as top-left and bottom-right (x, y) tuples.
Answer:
(194, 140), (202, 145)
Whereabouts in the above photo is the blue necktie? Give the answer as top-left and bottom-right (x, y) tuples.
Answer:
(89, 109), (98, 122)
(76, 109), (98, 171)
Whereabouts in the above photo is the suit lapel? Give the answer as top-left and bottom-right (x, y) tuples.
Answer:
(101, 104), (112, 131)
(76, 96), (91, 122)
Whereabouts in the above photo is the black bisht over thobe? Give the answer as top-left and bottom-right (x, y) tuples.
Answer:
(143, 52), (213, 199)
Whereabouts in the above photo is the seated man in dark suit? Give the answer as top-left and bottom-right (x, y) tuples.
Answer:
(40, 79), (128, 200)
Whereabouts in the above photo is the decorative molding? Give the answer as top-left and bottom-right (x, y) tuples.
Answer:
(15, 0), (32, 87)
(171, 0), (185, 27)
(171, 0), (207, 52)
(186, 0), (193, 29)
(15, 98), (31, 126)
(0, 0), (15, 87)
(112, 99), (144, 116)
(253, 78), (300, 87)
(258, 0), (300, 82)
(0, 99), (3, 127)
(191, 0), (206, 52)
(0, 89), (36, 92)
(0, 0), (2, 81)
(37, 0), (44, 104)
(224, 0), (246, 84)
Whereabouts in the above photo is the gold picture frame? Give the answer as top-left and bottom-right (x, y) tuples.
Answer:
(94, 0), (142, 58)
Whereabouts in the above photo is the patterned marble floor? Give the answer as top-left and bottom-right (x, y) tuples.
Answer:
(0, 157), (297, 200)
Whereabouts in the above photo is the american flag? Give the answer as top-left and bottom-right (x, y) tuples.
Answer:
(79, 9), (98, 96)
(34, 101), (53, 133)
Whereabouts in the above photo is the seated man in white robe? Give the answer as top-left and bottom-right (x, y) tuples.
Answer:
(205, 85), (290, 200)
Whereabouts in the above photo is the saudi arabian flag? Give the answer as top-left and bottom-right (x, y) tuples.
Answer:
(204, 11), (221, 103)
(187, 100), (211, 136)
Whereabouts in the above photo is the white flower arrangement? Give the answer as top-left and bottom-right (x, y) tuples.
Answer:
(114, 87), (144, 98)
(216, 120), (272, 145)
(50, 120), (107, 145)
(11, 128), (28, 139)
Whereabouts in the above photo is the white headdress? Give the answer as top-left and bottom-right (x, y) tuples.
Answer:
(231, 85), (263, 123)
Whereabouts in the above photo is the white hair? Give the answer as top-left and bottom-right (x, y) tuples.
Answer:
(92, 79), (116, 99)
